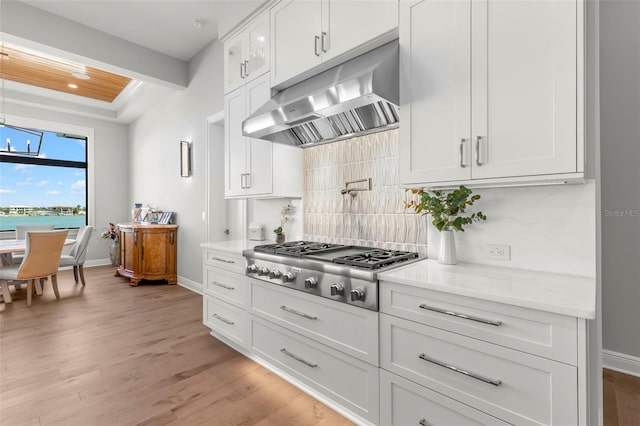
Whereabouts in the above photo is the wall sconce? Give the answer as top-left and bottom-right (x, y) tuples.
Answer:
(180, 141), (191, 177)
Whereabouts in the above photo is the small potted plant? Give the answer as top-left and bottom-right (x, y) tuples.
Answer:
(405, 186), (486, 264)
(273, 204), (292, 244)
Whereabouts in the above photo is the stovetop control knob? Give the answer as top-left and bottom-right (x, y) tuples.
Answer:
(257, 266), (269, 276)
(330, 283), (344, 296)
(246, 264), (258, 274)
(282, 272), (295, 283)
(304, 277), (317, 289)
(350, 288), (366, 302)
(269, 269), (282, 279)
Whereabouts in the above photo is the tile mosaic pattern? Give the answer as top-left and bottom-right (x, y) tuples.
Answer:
(303, 129), (428, 256)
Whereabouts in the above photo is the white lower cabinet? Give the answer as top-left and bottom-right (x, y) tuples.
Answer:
(202, 247), (249, 351)
(250, 316), (380, 424)
(380, 314), (577, 426)
(380, 369), (510, 426)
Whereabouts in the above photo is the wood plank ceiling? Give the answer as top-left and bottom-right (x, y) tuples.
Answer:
(0, 44), (132, 103)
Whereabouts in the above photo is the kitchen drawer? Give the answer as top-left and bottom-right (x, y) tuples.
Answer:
(250, 317), (379, 424)
(380, 314), (577, 426)
(203, 249), (245, 274)
(380, 369), (511, 426)
(204, 296), (248, 347)
(249, 279), (378, 365)
(204, 267), (248, 308)
(380, 281), (578, 365)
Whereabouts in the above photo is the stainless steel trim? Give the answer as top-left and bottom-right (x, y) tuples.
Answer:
(459, 138), (467, 168)
(314, 35), (321, 56)
(418, 353), (502, 386)
(211, 256), (235, 264)
(475, 136), (483, 166)
(418, 303), (502, 326)
(321, 31), (328, 53)
(211, 281), (235, 290)
(280, 305), (318, 320)
(212, 313), (235, 325)
(281, 348), (318, 368)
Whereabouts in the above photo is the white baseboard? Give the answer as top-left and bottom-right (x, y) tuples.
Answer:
(178, 276), (202, 295)
(603, 349), (640, 377)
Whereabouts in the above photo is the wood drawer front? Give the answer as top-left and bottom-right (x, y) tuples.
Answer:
(204, 267), (248, 308)
(250, 317), (380, 424)
(204, 296), (248, 347)
(380, 369), (511, 426)
(249, 280), (378, 365)
(203, 249), (245, 274)
(380, 314), (577, 426)
(380, 281), (578, 365)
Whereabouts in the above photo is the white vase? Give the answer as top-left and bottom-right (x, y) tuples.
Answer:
(438, 230), (458, 265)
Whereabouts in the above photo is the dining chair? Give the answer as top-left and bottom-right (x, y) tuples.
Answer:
(0, 230), (68, 306)
(59, 225), (93, 286)
(12, 225), (55, 264)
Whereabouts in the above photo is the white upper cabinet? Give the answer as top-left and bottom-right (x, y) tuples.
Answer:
(270, 0), (399, 87)
(399, 0), (584, 187)
(224, 12), (270, 94)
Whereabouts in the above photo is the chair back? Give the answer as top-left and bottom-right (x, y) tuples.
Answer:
(16, 225), (55, 239)
(18, 230), (68, 280)
(68, 226), (94, 264)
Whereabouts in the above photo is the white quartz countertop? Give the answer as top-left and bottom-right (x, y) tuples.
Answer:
(200, 239), (266, 255)
(378, 259), (596, 319)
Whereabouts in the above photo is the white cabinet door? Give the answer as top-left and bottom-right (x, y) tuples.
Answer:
(224, 87), (248, 197)
(224, 34), (245, 94)
(471, 0), (578, 179)
(399, 0), (471, 185)
(245, 13), (270, 79)
(270, 0), (323, 87)
(245, 75), (273, 196)
(324, 0), (398, 62)
(399, 0), (581, 186)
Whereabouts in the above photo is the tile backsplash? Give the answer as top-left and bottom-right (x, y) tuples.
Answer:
(303, 129), (428, 256)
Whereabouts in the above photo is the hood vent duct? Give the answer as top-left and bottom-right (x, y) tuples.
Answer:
(242, 41), (399, 148)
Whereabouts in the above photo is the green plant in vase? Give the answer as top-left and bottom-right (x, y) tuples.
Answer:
(405, 185), (487, 264)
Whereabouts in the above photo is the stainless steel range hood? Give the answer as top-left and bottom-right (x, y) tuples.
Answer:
(242, 41), (399, 147)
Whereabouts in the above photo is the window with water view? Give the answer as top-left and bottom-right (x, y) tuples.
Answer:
(0, 125), (87, 232)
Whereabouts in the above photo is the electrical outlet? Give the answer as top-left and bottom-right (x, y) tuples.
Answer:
(487, 244), (511, 260)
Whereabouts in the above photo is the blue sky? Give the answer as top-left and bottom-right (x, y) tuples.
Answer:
(0, 128), (87, 208)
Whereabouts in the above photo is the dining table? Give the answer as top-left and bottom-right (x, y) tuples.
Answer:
(0, 238), (76, 266)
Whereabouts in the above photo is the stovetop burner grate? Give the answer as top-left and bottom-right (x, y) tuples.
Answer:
(333, 249), (419, 270)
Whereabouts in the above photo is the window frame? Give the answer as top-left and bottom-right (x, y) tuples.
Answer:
(0, 114), (94, 234)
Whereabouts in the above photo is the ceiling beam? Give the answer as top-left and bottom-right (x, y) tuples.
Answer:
(0, 1), (188, 89)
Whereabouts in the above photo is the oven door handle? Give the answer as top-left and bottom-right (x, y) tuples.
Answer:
(280, 305), (318, 320)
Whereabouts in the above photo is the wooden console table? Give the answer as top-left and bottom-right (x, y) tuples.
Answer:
(116, 223), (178, 286)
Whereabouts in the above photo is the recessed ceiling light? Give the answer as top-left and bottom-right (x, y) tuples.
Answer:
(68, 83), (78, 89)
(71, 71), (90, 80)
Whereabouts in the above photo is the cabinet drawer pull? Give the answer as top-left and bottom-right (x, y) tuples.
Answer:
(418, 353), (502, 387)
(419, 418), (429, 426)
(280, 305), (317, 320)
(314, 35), (321, 56)
(280, 348), (317, 368)
(212, 313), (234, 325)
(418, 303), (502, 326)
(459, 138), (467, 168)
(243, 60), (249, 77)
(211, 281), (235, 290)
(211, 256), (235, 264)
(321, 31), (328, 52)
(475, 135), (483, 166)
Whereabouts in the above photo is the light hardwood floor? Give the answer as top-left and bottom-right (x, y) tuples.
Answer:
(0, 266), (353, 426)
(2, 266), (639, 426)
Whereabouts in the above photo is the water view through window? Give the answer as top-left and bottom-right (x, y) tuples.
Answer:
(0, 126), (87, 232)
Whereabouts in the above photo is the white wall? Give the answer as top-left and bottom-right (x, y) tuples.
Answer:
(600, 0), (640, 365)
(128, 40), (226, 284)
(2, 104), (130, 263)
